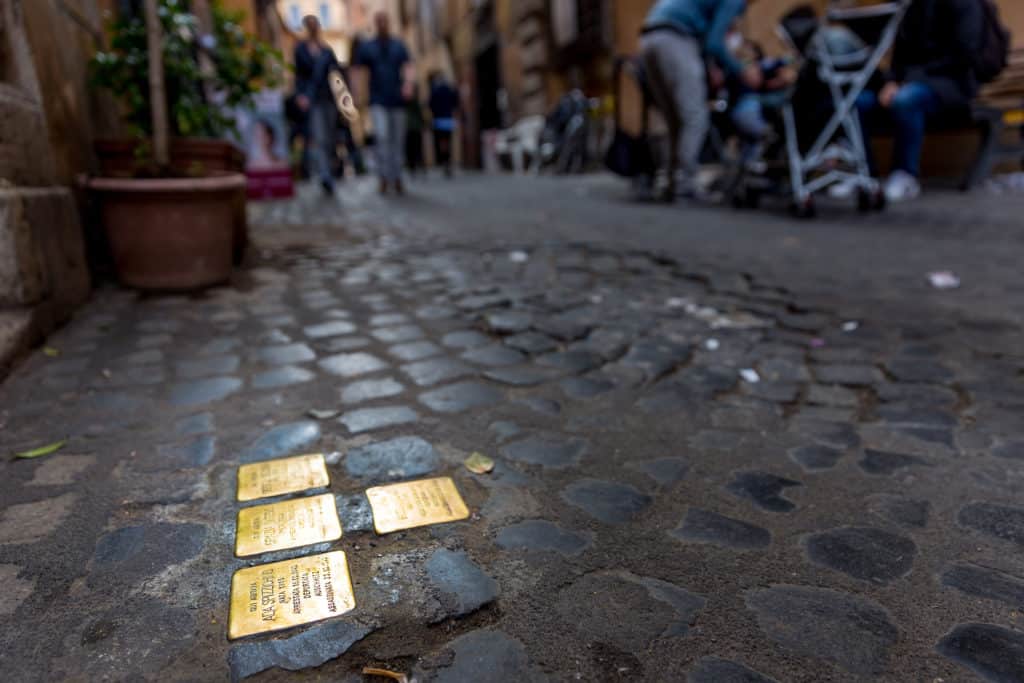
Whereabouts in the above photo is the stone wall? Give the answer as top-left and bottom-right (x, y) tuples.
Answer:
(0, 0), (98, 376)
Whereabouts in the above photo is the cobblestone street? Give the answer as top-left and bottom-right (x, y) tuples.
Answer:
(2, 174), (1024, 682)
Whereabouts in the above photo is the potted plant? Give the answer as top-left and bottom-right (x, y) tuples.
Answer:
(85, 0), (282, 289)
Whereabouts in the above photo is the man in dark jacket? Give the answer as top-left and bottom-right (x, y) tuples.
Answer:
(294, 15), (341, 195)
(857, 0), (984, 201)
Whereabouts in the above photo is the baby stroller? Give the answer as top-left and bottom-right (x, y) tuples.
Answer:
(729, 0), (912, 217)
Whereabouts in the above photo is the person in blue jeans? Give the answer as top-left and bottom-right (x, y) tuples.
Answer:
(852, 0), (983, 202)
(355, 12), (412, 196)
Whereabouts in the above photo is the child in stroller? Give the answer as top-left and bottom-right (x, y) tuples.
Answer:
(713, 34), (796, 162)
(720, 1), (911, 216)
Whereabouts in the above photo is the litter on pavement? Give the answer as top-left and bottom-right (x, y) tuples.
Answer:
(927, 271), (961, 290)
(740, 368), (761, 384)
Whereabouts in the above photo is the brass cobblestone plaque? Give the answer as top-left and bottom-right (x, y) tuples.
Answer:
(228, 550), (355, 639)
(366, 476), (470, 534)
(235, 493), (342, 557)
(237, 453), (329, 502)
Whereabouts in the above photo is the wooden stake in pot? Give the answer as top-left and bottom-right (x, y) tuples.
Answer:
(143, 0), (169, 168)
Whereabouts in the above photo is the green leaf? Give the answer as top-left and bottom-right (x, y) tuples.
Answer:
(14, 440), (66, 460)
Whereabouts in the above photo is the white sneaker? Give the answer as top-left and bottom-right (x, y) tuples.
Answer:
(828, 177), (859, 199)
(883, 170), (921, 202)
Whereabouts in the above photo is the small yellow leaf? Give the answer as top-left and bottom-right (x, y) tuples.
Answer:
(43, 347), (60, 357)
(464, 452), (495, 474)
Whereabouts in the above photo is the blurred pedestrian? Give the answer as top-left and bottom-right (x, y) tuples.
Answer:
(854, 0), (984, 202)
(640, 0), (761, 200)
(429, 71), (460, 177)
(294, 15), (341, 196)
(405, 83), (426, 176)
(355, 12), (412, 195)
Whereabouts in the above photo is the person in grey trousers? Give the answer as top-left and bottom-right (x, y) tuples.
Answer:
(355, 12), (413, 195)
(640, 0), (761, 200)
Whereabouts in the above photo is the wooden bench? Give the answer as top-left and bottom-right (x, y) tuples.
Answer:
(960, 49), (1024, 190)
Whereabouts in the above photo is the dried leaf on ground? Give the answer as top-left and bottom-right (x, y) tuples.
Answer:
(14, 440), (66, 460)
(362, 667), (409, 683)
(464, 452), (495, 474)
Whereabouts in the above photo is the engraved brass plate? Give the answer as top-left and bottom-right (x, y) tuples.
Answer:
(228, 550), (355, 640)
(237, 454), (330, 502)
(366, 476), (470, 534)
(235, 493), (342, 557)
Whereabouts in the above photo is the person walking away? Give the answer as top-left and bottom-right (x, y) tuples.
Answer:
(852, 0), (984, 202)
(355, 12), (413, 195)
(640, 0), (761, 201)
(429, 72), (460, 177)
(294, 15), (341, 196)
(405, 83), (426, 176)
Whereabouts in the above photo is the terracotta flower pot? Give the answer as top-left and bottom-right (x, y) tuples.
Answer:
(85, 173), (245, 291)
(94, 138), (250, 264)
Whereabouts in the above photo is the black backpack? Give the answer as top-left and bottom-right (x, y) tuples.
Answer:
(975, 0), (1011, 83)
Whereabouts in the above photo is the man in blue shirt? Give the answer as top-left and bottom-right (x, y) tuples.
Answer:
(641, 0), (761, 200)
(355, 12), (412, 195)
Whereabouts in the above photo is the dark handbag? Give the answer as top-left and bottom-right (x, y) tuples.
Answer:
(604, 56), (654, 178)
(604, 128), (654, 177)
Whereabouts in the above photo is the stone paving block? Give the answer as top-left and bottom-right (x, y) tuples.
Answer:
(502, 435), (587, 469)
(227, 621), (372, 681)
(175, 355), (240, 379)
(419, 381), (502, 413)
(402, 358), (474, 387)
(319, 352), (389, 378)
(745, 586), (898, 675)
(555, 572), (704, 650)
(344, 436), (440, 483)
(240, 421), (321, 463)
(251, 365), (316, 389)
(425, 549), (498, 621)
(936, 623), (1024, 683)
(726, 471), (801, 512)
(389, 340), (443, 362)
(339, 406), (419, 433)
(805, 527), (916, 584)
(340, 376), (405, 404)
(958, 502), (1024, 547)
(687, 657), (780, 683)
(424, 629), (548, 683)
(372, 324), (425, 343)
(562, 479), (651, 523)
(672, 508), (771, 550)
(256, 343), (316, 366)
(168, 376), (243, 406)
(494, 519), (592, 557)
(303, 320), (357, 339)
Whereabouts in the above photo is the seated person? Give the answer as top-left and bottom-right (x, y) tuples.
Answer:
(855, 0), (984, 201)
